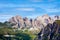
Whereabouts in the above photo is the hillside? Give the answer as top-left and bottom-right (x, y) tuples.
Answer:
(37, 20), (60, 40)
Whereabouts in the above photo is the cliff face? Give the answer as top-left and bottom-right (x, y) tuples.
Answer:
(9, 15), (24, 28)
(37, 20), (60, 40)
(8, 15), (60, 29)
(36, 14), (53, 26)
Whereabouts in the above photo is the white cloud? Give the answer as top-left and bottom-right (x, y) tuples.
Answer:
(39, 6), (60, 13)
(0, 15), (14, 22)
(16, 8), (35, 11)
(46, 9), (60, 13)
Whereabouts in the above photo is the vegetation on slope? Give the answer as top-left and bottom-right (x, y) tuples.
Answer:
(0, 22), (36, 40)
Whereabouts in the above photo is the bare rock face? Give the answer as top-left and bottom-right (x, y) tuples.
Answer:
(9, 16), (32, 29)
(30, 19), (35, 27)
(9, 15), (24, 28)
(8, 14), (53, 29)
(37, 20), (60, 40)
(8, 14), (60, 30)
(36, 14), (53, 27)
(23, 17), (31, 28)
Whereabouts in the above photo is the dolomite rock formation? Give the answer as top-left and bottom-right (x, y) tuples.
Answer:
(9, 15), (24, 28)
(9, 14), (60, 30)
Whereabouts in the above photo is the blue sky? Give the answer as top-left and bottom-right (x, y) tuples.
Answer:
(0, 0), (60, 22)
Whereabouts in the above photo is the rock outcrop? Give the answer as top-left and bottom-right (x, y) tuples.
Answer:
(9, 15), (24, 28)
(8, 14), (60, 30)
(37, 20), (60, 40)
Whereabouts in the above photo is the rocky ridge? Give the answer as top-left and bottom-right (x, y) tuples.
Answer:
(8, 14), (60, 30)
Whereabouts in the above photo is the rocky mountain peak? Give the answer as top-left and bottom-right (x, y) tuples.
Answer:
(42, 14), (49, 17)
(8, 15), (60, 29)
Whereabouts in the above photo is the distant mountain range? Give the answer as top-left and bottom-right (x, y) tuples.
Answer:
(8, 14), (60, 30)
(1, 14), (60, 40)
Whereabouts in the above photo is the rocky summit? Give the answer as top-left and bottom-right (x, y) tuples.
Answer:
(8, 14), (60, 30)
